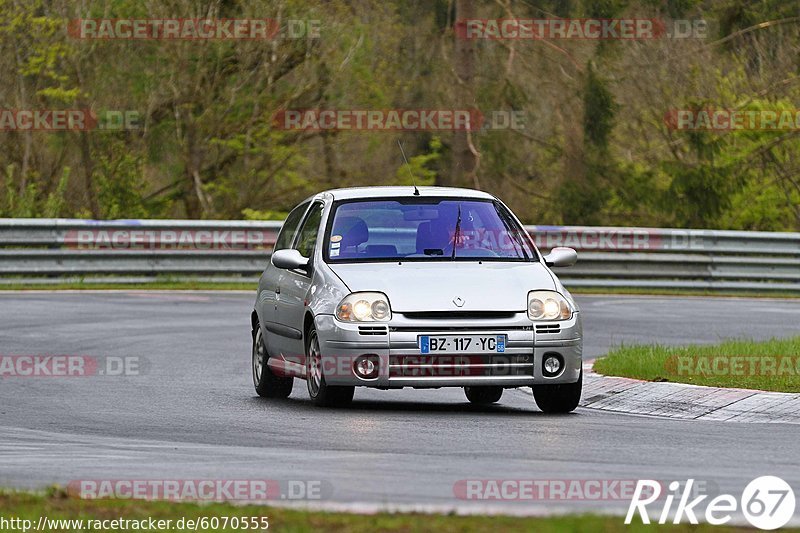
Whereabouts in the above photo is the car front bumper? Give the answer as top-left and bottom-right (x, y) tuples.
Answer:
(314, 312), (582, 388)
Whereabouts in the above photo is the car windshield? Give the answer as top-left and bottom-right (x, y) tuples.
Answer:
(324, 198), (536, 263)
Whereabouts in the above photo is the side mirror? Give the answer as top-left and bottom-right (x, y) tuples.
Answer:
(544, 247), (577, 267)
(271, 249), (309, 271)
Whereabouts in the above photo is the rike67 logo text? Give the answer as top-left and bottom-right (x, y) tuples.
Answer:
(627, 477), (795, 530)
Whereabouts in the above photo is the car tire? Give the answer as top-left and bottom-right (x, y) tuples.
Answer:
(464, 386), (503, 404)
(252, 323), (293, 398)
(532, 371), (582, 413)
(305, 325), (354, 407)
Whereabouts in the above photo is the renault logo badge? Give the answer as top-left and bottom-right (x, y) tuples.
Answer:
(453, 297), (465, 307)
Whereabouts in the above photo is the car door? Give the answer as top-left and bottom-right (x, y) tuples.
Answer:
(258, 201), (309, 358)
(275, 201), (325, 366)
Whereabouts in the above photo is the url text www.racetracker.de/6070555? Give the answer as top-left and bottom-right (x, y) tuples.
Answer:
(0, 515), (269, 532)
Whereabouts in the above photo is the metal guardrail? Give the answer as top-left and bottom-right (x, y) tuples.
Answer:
(1, 218), (799, 291)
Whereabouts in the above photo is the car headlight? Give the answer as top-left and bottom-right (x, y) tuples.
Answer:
(336, 292), (392, 322)
(527, 290), (573, 321)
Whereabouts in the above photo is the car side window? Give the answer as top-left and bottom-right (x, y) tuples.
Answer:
(274, 202), (310, 252)
(294, 202), (324, 258)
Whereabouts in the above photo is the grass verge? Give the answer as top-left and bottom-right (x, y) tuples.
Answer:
(0, 489), (776, 532)
(593, 336), (800, 392)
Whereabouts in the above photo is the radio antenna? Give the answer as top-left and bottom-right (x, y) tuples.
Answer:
(397, 140), (420, 196)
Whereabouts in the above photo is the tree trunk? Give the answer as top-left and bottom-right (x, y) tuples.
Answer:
(182, 122), (204, 219)
(449, 0), (479, 188)
(317, 62), (340, 188)
(78, 131), (100, 218)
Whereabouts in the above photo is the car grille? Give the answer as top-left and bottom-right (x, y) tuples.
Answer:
(390, 325), (532, 332)
(535, 324), (561, 334)
(388, 354), (534, 377)
(358, 325), (388, 336)
(400, 311), (518, 320)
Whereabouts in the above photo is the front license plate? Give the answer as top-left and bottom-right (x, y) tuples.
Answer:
(419, 335), (506, 354)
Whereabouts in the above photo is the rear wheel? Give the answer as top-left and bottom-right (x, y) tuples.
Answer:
(532, 371), (582, 413)
(252, 323), (293, 398)
(464, 386), (503, 405)
(306, 326), (354, 407)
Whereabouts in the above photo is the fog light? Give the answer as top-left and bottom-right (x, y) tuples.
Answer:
(543, 354), (563, 377)
(354, 355), (379, 379)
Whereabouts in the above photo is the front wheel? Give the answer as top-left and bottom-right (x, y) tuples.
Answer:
(464, 386), (503, 404)
(532, 371), (582, 413)
(306, 326), (354, 407)
(252, 323), (293, 398)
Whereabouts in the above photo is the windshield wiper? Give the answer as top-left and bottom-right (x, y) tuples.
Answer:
(451, 203), (462, 260)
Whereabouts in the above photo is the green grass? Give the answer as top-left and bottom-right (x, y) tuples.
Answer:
(0, 489), (777, 532)
(594, 337), (800, 392)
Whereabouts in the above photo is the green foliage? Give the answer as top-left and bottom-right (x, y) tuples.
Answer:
(395, 137), (441, 187)
(0, 0), (797, 232)
(583, 65), (617, 154)
(0, 163), (70, 218)
(94, 140), (149, 219)
(557, 64), (617, 225)
(581, 0), (628, 20)
(42, 167), (70, 218)
(241, 208), (289, 220)
(2, 166), (37, 218)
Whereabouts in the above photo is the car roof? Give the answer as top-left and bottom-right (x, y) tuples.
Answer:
(319, 186), (496, 201)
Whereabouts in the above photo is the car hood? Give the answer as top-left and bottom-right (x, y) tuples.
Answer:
(327, 261), (555, 312)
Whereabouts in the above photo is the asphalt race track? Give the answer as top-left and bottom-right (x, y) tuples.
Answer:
(1, 292), (799, 517)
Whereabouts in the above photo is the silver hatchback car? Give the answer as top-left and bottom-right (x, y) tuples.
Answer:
(251, 186), (582, 411)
